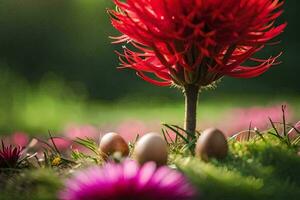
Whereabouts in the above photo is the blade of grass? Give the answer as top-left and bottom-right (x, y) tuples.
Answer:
(48, 131), (61, 155)
(37, 139), (57, 153)
(268, 117), (282, 138)
(254, 129), (267, 143)
(282, 105), (287, 137)
(75, 138), (99, 155)
(161, 129), (170, 145)
(169, 124), (196, 140)
(162, 124), (189, 144)
(164, 129), (175, 144)
(247, 122), (252, 141)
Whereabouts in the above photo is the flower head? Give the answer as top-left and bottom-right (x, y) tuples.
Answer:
(109, 0), (286, 87)
(0, 140), (22, 168)
(60, 160), (196, 200)
(11, 132), (29, 147)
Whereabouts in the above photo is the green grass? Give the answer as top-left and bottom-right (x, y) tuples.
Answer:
(1, 131), (300, 200)
(2, 93), (300, 135)
(0, 169), (62, 200)
(175, 136), (300, 200)
(0, 68), (299, 135)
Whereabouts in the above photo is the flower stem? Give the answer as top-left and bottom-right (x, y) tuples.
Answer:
(184, 84), (199, 141)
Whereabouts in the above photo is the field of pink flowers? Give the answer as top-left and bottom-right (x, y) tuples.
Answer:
(3, 103), (298, 145)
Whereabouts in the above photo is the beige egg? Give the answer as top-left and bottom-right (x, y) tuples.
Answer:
(99, 132), (129, 159)
(134, 132), (168, 166)
(195, 128), (228, 161)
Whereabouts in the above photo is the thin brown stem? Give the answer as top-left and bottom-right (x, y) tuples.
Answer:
(184, 84), (199, 140)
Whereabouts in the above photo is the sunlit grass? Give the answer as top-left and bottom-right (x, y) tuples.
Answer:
(0, 68), (299, 135)
(2, 92), (300, 135)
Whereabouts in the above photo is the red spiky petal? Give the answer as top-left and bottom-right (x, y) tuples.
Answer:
(109, 0), (286, 87)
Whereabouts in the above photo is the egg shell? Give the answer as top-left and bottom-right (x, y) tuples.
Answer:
(195, 128), (228, 161)
(99, 132), (129, 158)
(134, 132), (168, 166)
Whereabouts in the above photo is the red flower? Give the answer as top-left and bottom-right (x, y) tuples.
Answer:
(109, 0), (286, 87)
(0, 140), (22, 168)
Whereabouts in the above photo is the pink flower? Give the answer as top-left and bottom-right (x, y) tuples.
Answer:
(64, 124), (99, 140)
(48, 137), (71, 151)
(11, 132), (29, 147)
(116, 119), (148, 141)
(59, 160), (196, 200)
(0, 140), (22, 168)
(216, 104), (293, 136)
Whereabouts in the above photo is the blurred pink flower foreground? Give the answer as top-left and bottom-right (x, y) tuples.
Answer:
(60, 160), (196, 200)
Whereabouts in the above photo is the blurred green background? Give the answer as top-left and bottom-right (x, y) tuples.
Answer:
(0, 0), (299, 135)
